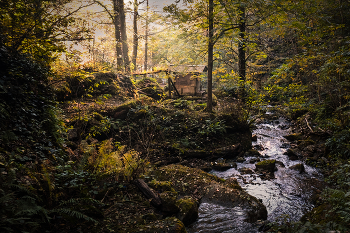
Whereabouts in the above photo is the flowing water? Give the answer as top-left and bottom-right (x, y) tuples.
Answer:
(187, 110), (324, 233)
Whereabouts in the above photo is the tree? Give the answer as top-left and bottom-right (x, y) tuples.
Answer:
(207, 0), (214, 112)
(0, 0), (93, 64)
(94, 0), (130, 72)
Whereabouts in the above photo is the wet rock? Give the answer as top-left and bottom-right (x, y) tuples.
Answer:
(212, 162), (237, 171)
(255, 160), (276, 173)
(280, 143), (290, 149)
(252, 134), (258, 141)
(284, 133), (302, 141)
(289, 163), (305, 173)
(160, 191), (179, 214)
(275, 161), (285, 167)
(285, 148), (299, 161)
(236, 157), (245, 163)
(176, 197), (198, 226)
(254, 144), (265, 151)
(249, 158), (261, 164)
(239, 167), (255, 175)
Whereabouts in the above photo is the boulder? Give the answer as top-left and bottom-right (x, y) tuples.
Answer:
(236, 157), (245, 163)
(212, 162), (237, 171)
(159, 191), (179, 214)
(285, 148), (299, 161)
(252, 134), (258, 141)
(176, 197), (199, 226)
(289, 163), (305, 173)
(255, 160), (276, 173)
(239, 167), (255, 175)
(249, 158), (261, 164)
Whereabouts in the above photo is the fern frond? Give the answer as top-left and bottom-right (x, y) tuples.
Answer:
(50, 208), (97, 223)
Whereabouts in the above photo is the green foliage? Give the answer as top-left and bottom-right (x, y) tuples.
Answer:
(0, 44), (64, 163)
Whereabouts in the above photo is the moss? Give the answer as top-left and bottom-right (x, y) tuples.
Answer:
(256, 159), (276, 166)
(135, 217), (186, 233)
(149, 180), (175, 193)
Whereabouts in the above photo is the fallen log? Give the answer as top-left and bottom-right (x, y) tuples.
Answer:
(134, 179), (162, 208)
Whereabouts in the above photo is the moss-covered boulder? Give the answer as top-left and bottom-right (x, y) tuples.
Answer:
(136, 77), (163, 100)
(255, 160), (276, 173)
(211, 161), (237, 171)
(160, 191), (180, 214)
(148, 165), (267, 223)
(176, 197), (198, 226)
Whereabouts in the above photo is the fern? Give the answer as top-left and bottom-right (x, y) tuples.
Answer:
(50, 208), (98, 223)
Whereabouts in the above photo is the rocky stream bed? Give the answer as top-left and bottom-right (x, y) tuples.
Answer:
(187, 108), (325, 233)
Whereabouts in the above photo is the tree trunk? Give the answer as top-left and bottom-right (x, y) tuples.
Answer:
(207, 0), (214, 112)
(238, 5), (246, 101)
(113, 0), (123, 69)
(119, 0), (130, 73)
(132, 0), (139, 73)
(144, 0), (149, 73)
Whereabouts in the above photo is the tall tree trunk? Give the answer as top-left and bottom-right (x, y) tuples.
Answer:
(119, 0), (130, 73)
(144, 0), (149, 73)
(207, 0), (214, 112)
(238, 5), (246, 101)
(113, 0), (123, 69)
(132, 0), (139, 73)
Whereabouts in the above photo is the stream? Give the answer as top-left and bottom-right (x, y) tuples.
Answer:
(187, 109), (324, 233)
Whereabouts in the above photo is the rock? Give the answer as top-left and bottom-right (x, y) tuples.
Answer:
(289, 163), (305, 173)
(255, 160), (276, 173)
(284, 133), (302, 141)
(252, 134), (258, 141)
(139, 217), (187, 233)
(239, 167), (255, 175)
(159, 191), (179, 214)
(285, 148), (299, 161)
(245, 149), (261, 156)
(176, 197), (198, 226)
(236, 157), (245, 163)
(249, 158), (260, 164)
(275, 161), (285, 167)
(212, 162), (237, 171)
(297, 139), (315, 150)
(254, 144), (264, 151)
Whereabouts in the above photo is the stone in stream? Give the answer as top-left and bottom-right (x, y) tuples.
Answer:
(211, 162), (237, 171)
(255, 160), (276, 173)
(284, 148), (300, 161)
(252, 134), (258, 141)
(249, 158), (261, 164)
(239, 167), (255, 175)
(289, 163), (305, 173)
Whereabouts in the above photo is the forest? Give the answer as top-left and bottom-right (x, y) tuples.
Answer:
(1, 0), (350, 232)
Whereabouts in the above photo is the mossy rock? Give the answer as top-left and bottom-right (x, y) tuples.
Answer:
(176, 197), (198, 226)
(136, 77), (164, 100)
(137, 217), (187, 233)
(160, 191), (179, 214)
(255, 160), (276, 173)
(149, 180), (176, 193)
(149, 165), (267, 223)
